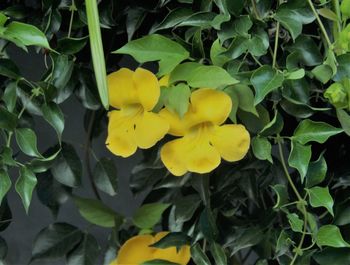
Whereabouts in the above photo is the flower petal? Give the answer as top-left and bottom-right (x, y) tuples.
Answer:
(133, 68), (160, 111)
(190, 88), (232, 125)
(106, 110), (137, 158)
(153, 232), (191, 265)
(159, 108), (190, 136)
(210, 124), (250, 162)
(185, 138), (221, 174)
(116, 235), (154, 264)
(135, 111), (169, 149)
(107, 68), (138, 109)
(161, 138), (189, 176)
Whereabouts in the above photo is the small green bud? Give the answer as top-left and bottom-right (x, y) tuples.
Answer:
(341, 0), (350, 18)
(324, 83), (348, 109)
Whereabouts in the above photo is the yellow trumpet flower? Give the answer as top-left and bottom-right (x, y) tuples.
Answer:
(106, 68), (169, 157)
(160, 88), (250, 176)
(110, 232), (190, 265)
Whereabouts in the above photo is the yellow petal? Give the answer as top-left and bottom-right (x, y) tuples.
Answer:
(190, 88), (232, 125)
(159, 108), (190, 136)
(106, 110), (137, 158)
(109, 258), (118, 265)
(210, 124), (250, 162)
(116, 235), (154, 264)
(159, 75), (170, 87)
(133, 68), (160, 111)
(161, 138), (189, 176)
(108, 68), (138, 109)
(135, 111), (169, 149)
(153, 232), (191, 265)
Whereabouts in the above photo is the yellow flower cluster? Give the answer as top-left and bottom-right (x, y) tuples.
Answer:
(106, 68), (250, 176)
(110, 232), (190, 265)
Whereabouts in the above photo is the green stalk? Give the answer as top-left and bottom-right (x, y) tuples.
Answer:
(85, 0), (109, 110)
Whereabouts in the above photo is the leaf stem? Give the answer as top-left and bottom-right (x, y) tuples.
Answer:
(331, 0), (341, 39)
(272, 21), (280, 69)
(306, 0), (332, 47)
(251, 0), (261, 20)
(68, 0), (76, 38)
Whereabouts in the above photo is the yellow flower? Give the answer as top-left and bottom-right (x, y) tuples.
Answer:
(160, 88), (250, 176)
(110, 232), (190, 265)
(106, 68), (169, 157)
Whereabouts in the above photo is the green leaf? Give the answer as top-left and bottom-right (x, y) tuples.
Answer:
(284, 69), (305, 80)
(170, 62), (239, 88)
(51, 54), (74, 91)
(271, 184), (289, 209)
(305, 155), (327, 188)
(224, 84), (258, 116)
(114, 34), (189, 76)
(3, 81), (17, 112)
(287, 213), (304, 233)
(32, 223), (83, 260)
(42, 103), (64, 139)
(85, 0), (109, 109)
(74, 197), (122, 228)
(276, 230), (293, 257)
(191, 243), (212, 265)
(313, 248), (350, 265)
(311, 64), (333, 84)
(210, 242), (227, 265)
(199, 208), (219, 241)
(318, 8), (339, 21)
(164, 83), (191, 118)
(292, 120), (343, 144)
(150, 232), (191, 250)
(133, 203), (170, 229)
(210, 39), (229, 67)
(15, 166), (37, 213)
(275, 3), (315, 40)
(0, 13), (7, 26)
(175, 194), (201, 223)
(260, 110), (284, 136)
(286, 36), (322, 66)
(316, 225), (350, 248)
(150, 8), (193, 33)
(51, 143), (82, 187)
(336, 109), (350, 136)
(335, 206), (350, 226)
(57, 37), (88, 55)
(0, 58), (20, 79)
(4, 21), (51, 50)
(251, 136), (273, 163)
(288, 141), (311, 182)
(0, 107), (18, 131)
(0, 169), (11, 205)
(15, 128), (42, 157)
(307, 186), (334, 216)
(66, 233), (100, 265)
(93, 158), (118, 196)
(251, 65), (284, 105)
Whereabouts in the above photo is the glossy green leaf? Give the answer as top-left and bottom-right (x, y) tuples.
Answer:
(51, 143), (82, 187)
(287, 213), (303, 233)
(3, 21), (51, 50)
(114, 34), (189, 76)
(307, 186), (334, 216)
(318, 8), (339, 21)
(251, 136), (273, 163)
(271, 184), (289, 209)
(292, 120), (343, 144)
(15, 166), (37, 213)
(210, 242), (227, 265)
(284, 69), (305, 80)
(313, 248), (350, 265)
(288, 141), (311, 182)
(225, 84), (258, 116)
(42, 103), (64, 139)
(0, 107), (18, 131)
(32, 223), (83, 260)
(305, 155), (327, 188)
(85, 0), (109, 109)
(15, 128), (42, 157)
(57, 37), (88, 55)
(150, 232), (191, 250)
(316, 225), (350, 248)
(311, 64), (333, 84)
(191, 243), (212, 265)
(0, 170), (11, 206)
(164, 83), (191, 118)
(133, 203), (170, 229)
(336, 109), (350, 136)
(3, 81), (17, 112)
(66, 233), (100, 265)
(93, 157), (118, 196)
(175, 194), (201, 223)
(251, 65), (284, 105)
(74, 197), (122, 228)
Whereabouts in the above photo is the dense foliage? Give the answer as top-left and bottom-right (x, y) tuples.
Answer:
(0, 0), (350, 264)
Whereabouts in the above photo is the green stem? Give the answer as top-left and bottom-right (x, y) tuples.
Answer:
(251, 0), (260, 20)
(272, 21), (280, 69)
(276, 135), (308, 265)
(68, 0), (76, 38)
(306, 0), (332, 47)
(331, 0), (341, 40)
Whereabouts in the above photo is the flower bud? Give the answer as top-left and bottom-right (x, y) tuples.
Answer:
(324, 83), (348, 109)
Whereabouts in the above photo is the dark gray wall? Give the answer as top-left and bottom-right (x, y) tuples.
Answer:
(2, 46), (142, 265)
